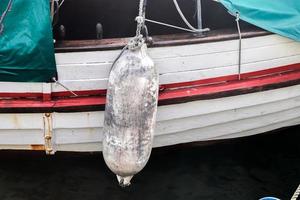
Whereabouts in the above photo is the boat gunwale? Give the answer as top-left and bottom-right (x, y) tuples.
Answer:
(54, 29), (270, 53)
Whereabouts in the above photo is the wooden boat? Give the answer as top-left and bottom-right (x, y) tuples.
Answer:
(0, 0), (300, 154)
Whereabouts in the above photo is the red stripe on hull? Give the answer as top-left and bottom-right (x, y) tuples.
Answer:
(0, 63), (299, 99)
(160, 63), (300, 89)
(1, 64), (300, 112)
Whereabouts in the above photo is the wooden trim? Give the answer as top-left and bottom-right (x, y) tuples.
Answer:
(1, 65), (300, 113)
(55, 29), (270, 53)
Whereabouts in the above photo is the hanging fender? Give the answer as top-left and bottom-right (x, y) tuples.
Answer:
(103, 43), (159, 187)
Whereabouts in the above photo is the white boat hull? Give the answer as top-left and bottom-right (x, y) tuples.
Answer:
(1, 83), (300, 152)
(1, 33), (300, 152)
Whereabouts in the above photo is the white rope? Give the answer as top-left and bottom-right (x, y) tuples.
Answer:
(135, 0), (146, 38)
(52, 77), (78, 97)
(138, 0), (144, 18)
(58, 0), (65, 8)
(144, 0), (209, 34)
(145, 19), (209, 33)
(291, 184), (300, 200)
(172, 0), (206, 33)
(54, 0), (65, 15)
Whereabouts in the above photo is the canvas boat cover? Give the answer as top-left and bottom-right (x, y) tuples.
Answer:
(0, 0), (56, 82)
(220, 0), (300, 42)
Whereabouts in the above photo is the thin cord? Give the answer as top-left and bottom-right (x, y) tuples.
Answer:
(54, 0), (65, 15)
(235, 12), (242, 80)
(145, 19), (209, 33)
(0, 0), (13, 35)
(144, 0), (209, 34)
(291, 184), (300, 200)
(52, 77), (78, 97)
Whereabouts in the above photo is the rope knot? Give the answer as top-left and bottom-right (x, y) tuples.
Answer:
(135, 16), (145, 24)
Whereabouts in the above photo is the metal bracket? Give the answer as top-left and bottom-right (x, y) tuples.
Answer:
(43, 113), (56, 155)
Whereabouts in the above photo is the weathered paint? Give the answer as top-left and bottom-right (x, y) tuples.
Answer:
(1, 34), (299, 96)
(31, 145), (45, 151)
(0, 62), (299, 100)
(1, 66), (300, 113)
(103, 44), (159, 186)
(1, 83), (300, 152)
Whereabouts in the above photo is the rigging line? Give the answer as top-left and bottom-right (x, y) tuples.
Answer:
(135, 0), (144, 37)
(0, 0), (13, 35)
(145, 18), (209, 33)
(143, 0), (209, 34)
(173, 0), (207, 33)
(52, 77), (78, 97)
(54, 0), (65, 15)
(291, 184), (300, 200)
(58, 0), (65, 8)
(235, 12), (242, 80)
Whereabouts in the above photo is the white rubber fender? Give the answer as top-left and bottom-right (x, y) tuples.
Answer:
(103, 44), (159, 187)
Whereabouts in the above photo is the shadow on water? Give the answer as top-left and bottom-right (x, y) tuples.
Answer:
(0, 126), (299, 200)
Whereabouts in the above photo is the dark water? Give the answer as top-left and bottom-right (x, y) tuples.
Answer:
(0, 127), (299, 200)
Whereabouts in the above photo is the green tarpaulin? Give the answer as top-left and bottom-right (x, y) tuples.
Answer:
(0, 0), (56, 82)
(220, 0), (300, 42)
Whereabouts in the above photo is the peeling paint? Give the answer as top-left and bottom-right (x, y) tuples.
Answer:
(31, 145), (45, 151)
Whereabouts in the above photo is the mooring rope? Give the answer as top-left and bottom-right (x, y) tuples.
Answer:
(291, 184), (300, 200)
(0, 0), (13, 35)
(109, 0), (146, 71)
